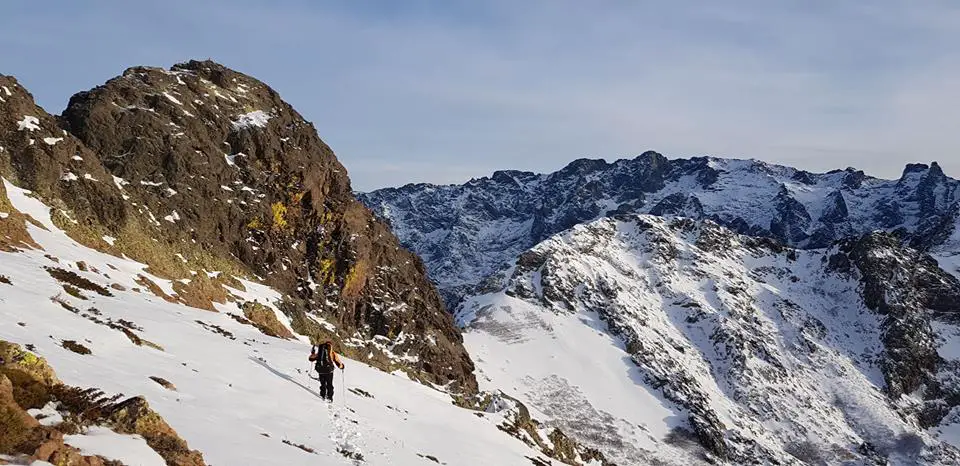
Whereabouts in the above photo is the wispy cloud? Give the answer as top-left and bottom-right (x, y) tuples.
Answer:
(2, 1), (959, 190)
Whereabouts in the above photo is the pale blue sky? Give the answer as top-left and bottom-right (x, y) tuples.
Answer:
(2, 1), (959, 190)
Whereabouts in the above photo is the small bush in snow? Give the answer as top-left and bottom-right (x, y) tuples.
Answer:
(45, 267), (113, 297)
(61, 284), (87, 300)
(61, 340), (91, 355)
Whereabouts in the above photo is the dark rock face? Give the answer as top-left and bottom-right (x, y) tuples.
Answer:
(820, 190), (849, 224)
(808, 190), (851, 248)
(0, 76), (129, 234)
(1, 62), (476, 394)
(874, 198), (905, 229)
(842, 168), (867, 190)
(791, 169), (816, 185)
(649, 193), (704, 219)
(769, 185), (812, 244)
(829, 233), (960, 425)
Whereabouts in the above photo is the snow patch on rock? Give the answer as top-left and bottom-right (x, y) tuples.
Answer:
(231, 110), (271, 130)
(17, 115), (41, 131)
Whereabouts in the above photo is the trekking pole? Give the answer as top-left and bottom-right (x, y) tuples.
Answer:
(341, 368), (346, 408)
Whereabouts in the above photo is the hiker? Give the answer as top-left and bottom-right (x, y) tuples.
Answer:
(309, 341), (345, 402)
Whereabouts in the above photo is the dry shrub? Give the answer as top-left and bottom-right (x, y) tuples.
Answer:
(62, 284), (87, 300)
(45, 267), (112, 297)
(61, 341), (91, 355)
(0, 403), (31, 454)
(282, 439), (316, 454)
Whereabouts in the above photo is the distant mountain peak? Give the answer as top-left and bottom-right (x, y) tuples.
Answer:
(361, 155), (959, 306)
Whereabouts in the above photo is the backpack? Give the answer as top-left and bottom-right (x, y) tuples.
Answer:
(315, 343), (334, 373)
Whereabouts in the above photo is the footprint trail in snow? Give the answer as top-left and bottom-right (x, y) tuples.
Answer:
(328, 399), (365, 463)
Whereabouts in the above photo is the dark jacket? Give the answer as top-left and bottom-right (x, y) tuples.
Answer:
(309, 341), (345, 373)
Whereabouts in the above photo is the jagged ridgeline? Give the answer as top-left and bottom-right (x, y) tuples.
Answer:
(0, 61), (475, 394)
(361, 153), (960, 307)
(363, 152), (960, 463)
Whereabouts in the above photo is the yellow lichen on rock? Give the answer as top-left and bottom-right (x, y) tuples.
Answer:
(0, 340), (207, 465)
(271, 202), (288, 230)
(317, 258), (336, 285)
(342, 260), (369, 298)
(0, 341), (59, 386)
(246, 216), (264, 230)
(0, 340), (205, 465)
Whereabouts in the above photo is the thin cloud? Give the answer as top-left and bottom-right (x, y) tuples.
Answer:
(1, 1), (958, 190)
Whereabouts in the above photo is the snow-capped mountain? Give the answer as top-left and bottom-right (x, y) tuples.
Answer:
(0, 179), (584, 465)
(5, 54), (960, 465)
(360, 154), (960, 306)
(461, 214), (960, 464)
(362, 156), (960, 463)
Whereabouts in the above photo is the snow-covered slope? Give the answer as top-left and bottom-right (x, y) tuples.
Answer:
(361, 154), (960, 305)
(459, 214), (960, 464)
(0, 180), (581, 465)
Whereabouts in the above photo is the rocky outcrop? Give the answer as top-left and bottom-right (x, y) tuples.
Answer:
(0, 178), (41, 252)
(649, 193), (704, 219)
(103, 396), (204, 466)
(0, 61), (476, 394)
(769, 185), (812, 244)
(0, 340), (202, 465)
(0, 76), (129, 244)
(488, 392), (616, 466)
(241, 301), (295, 339)
(829, 233), (960, 426)
(808, 189), (851, 248)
